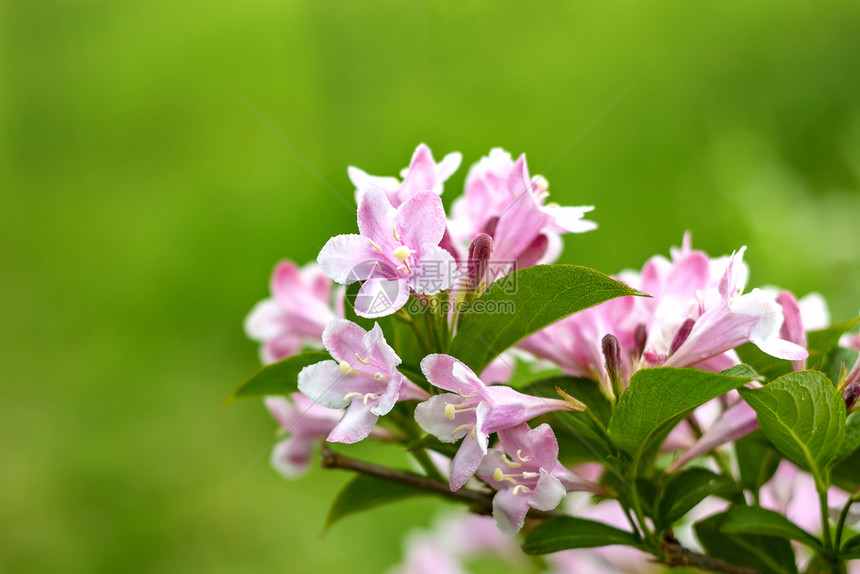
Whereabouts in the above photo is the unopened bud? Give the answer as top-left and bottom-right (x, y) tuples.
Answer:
(844, 382), (860, 411)
(633, 323), (647, 359)
(602, 334), (623, 401)
(669, 318), (696, 356)
(467, 233), (494, 289)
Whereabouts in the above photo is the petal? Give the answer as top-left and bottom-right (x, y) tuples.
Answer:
(271, 261), (303, 308)
(412, 243), (456, 294)
(317, 234), (380, 284)
(371, 376), (402, 417)
(450, 434), (485, 491)
(357, 187), (397, 245)
(530, 470), (567, 511)
(327, 400), (379, 444)
(522, 423), (560, 470)
(436, 151), (463, 183)
(396, 190), (447, 249)
(271, 437), (314, 478)
(414, 394), (469, 443)
(264, 396), (297, 428)
(322, 318), (368, 363)
(420, 354), (479, 395)
(492, 488), (530, 536)
(363, 322), (401, 370)
(354, 277), (409, 318)
(298, 362), (384, 410)
(244, 299), (283, 341)
(348, 166), (400, 194)
(668, 400), (758, 472)
(543, 205), (597, 234)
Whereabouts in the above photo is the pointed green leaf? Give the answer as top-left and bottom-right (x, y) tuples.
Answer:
(834, 411), (860, 463)
(325, 473), (430, 530)
(522, 516), (641, 555)
(608, 368), (753, 460)
(656, 468), (732, 530)
(736, 431), (782, 493)
(227, 351), (330, 401)
(449, 264), (642, 373)
(739, 371), (846, 487)
(720, 506), (822, 550)
(806, 317), (860, 372)
(842, 534), (860, 559)
(695, 513), (798, 574)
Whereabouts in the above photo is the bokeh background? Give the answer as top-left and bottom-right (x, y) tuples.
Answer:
(2, 0), (859, 572)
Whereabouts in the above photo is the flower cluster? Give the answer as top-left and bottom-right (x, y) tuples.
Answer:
(238, 144), (860, 574)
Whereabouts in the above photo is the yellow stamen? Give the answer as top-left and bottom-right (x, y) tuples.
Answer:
(339, 360), (354, 374)
(354, 353), (371, 365)
(393, 245), (412, 261)
(368, 239), (383, 254)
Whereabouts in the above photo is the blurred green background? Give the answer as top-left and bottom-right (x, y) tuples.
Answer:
(2, 0), (859, 572)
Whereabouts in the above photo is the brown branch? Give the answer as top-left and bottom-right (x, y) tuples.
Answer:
(321, 446), (762, 574)
(319, 444), (556, 518)
(662, 541), (763, 574)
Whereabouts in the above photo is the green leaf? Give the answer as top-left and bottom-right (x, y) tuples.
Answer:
(449, 264), (642, 374)
(826, 346), (859, 388)
(722, 363), (767, 383)
(720, 506), (822, 550)
(656, 468), (732, 530)
(739, 371), (846, 488)
(608, 368), (753, 461)
(842, 534), (860, 559)
(736, 431), (782, 493)
(695, 513), (798, 574)
(832, 446), (860, 492)
(325, 473), (430, 530)
(522, 515), (641, 555)
(226, 351), (330, 401)
(806, 317), (860, 372)
(735, 343), (792, 381)
(835, 411), (860, 463)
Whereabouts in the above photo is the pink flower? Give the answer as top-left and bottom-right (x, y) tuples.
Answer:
(264, 393), (345, 478)
(317, 187), (455, 318)
(297, 319), (428, 444)
(244, 261), (344, 364)
(414, 354), (577, 491)
(476, 423), (600, 535)
(448, 148), (596, 270)
(348, 143), (462, 207)
(662, 248), (807, 368)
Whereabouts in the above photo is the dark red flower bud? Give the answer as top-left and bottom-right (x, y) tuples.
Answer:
(467, 233), (494, 289)
(844, 382), (860, 411)
(602, 334), (623, 400)
(669, 318), (696, 356)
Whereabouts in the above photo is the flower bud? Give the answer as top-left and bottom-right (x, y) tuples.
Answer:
(844, 382), (860, 411)
(776, 291), (807, 371)
(602, 333), (623, 401)
(467, 233), (494, 289)
(669, 318), (696, 356)
(633, 323), (647, 359)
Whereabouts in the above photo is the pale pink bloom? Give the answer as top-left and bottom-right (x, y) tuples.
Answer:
(414, 354), (575, 491)
(317, 188), (455, 318)
(244, 261), (343, 364)
(668, 398), (758, 472)
(661, 248), (807, 368)
(448, 148), (596, 270)
(349, 143), (462, 207)
(842, 332), (860, 352)
(297, 319), (428, 444)
(476, 423), (600, 535)
(776, 291), (807, 371)
(265, 394), (346, 478)
(390, 512), (523, 574)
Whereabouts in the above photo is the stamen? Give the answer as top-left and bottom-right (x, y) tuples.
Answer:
(451, 423), (474, 437)
(516, 450), (533, 463)
(374, 372), (383, 380)
(444, 404), (456, 420)
(399, 167), (409, 179)
(393, 226), (401, 242)
(457, 391), (478, 399)
(521, 471), (540, 479)
(368, 239), (383, 254)
(354, 353), (371, 365)
(512, 485), (531, 495)
(362, 392), (379, 405)
(532, 174), (549, 191)
(501, 455), (522, 469)
(393, 245), (412, 261)
(397, 262), (412, 274)
(342, 392), (363, 403)
(339, 360), (355, 375)
(493, 468), (519, 485)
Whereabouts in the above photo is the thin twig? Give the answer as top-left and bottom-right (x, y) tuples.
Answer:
(662, 541), (764, 574)
(320, 444), (556, 519)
